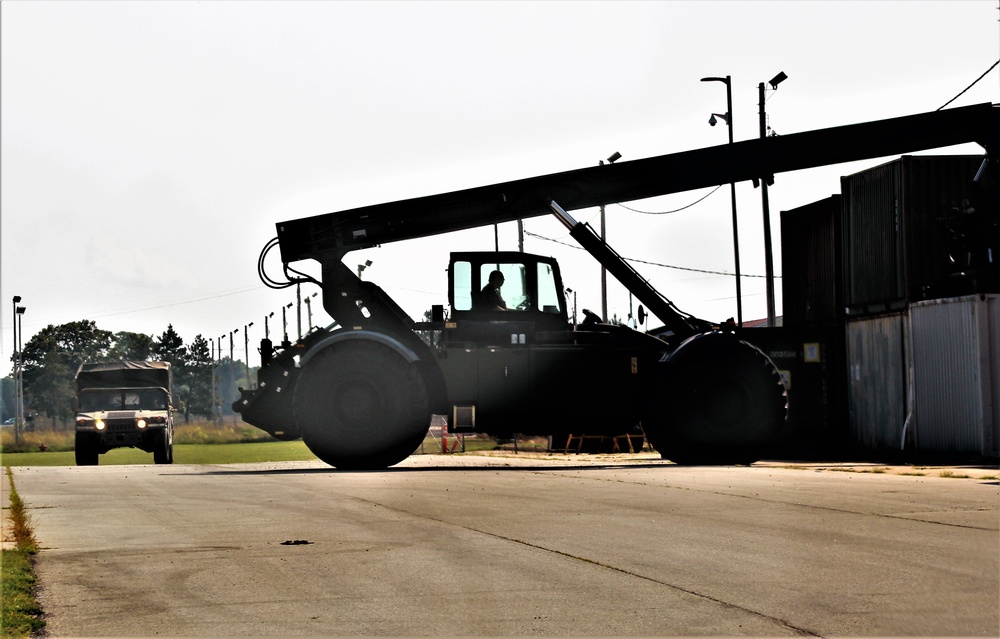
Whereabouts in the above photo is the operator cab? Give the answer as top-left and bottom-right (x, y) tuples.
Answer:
(449, 251), (569, 330)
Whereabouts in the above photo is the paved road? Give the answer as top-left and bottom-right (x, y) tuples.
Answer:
(8, 455), (999, 636)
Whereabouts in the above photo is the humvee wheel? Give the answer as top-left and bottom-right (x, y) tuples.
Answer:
(645, 332), (787, 465)
(75, 432), (99, 466)
(294, 340), (430, 470)
(153, 430), (173, 464)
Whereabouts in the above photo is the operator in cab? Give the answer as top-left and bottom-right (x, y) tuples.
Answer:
(474, 270), (509, 311)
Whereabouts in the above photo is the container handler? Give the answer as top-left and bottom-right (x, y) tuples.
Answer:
(235, 103), (997, 469)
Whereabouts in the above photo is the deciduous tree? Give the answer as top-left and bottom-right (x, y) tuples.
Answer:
(20, 320), (113, 427)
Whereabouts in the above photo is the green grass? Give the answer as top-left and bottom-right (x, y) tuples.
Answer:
(1, 440), (318, 467)
(2, 467), (45, 638)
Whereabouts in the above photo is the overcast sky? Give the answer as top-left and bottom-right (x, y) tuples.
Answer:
(2, 1), (997, 365)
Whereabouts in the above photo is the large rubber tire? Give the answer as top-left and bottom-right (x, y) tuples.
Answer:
(294, 340), (430, 470)
(153, 429), (173, 464)
(644, 332), (787, 465)
(75, 432), (99, 466)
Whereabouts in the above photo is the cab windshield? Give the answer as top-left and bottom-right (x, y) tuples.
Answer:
(453, 259), (563, 314)
(79, 388), (168, 412)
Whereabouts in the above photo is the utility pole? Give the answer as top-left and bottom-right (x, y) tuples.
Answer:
(758, 72), (786, 327)
(599, 152), (621, 322)
(701, 75), (743, 327)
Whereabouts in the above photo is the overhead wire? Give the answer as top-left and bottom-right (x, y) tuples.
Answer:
(523, 230), (777, 278)
(614, 185), (723, 215)
(937, 59), (999, 111)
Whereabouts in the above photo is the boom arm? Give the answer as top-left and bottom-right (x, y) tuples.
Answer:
(276, 103), (997, 266)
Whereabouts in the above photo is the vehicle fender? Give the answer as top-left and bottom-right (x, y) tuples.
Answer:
(300, 330), (422, 367)
(299, 330), (448, 413)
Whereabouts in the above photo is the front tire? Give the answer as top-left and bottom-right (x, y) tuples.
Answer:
(294, 340), (430, 470)
(75, 432), (99, 466)
(153, 429), (173, 464)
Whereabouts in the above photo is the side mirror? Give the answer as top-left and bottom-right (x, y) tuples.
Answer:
(637, 306), (646, 326)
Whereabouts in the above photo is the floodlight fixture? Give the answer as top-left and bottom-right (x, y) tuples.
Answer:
(709, 112), (730, 127)
(606, 151), (622, 164)
(769, 71), (788, 89)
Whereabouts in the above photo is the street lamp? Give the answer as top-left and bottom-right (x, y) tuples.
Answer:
(757, 71), (787, 327)
(263, 311), (275, 339)
(281, 302), (293, 345)
(304, 293), (318, 332)
(701, 75), (743, 327)
(599, 151), (621, 322)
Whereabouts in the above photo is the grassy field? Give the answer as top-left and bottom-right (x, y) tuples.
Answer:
(1, 440), (318, 467)
(0, 419), (539, 467)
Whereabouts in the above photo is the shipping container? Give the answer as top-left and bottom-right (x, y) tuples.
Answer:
(845, 313), (908, 452)
(841, 155), (986, 316)
(780, 195), (842, 327)
(739, 326), (848, 457)
(910, 294), (999, 457)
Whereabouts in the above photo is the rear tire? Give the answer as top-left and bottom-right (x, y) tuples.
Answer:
(294, 340), (430, 470)
(75, 432), (99, 466)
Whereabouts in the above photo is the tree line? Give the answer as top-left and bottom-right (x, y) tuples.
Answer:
(5, 320), (252, 429)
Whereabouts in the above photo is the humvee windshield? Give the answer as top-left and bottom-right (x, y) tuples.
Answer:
(79, 388), (168, 412)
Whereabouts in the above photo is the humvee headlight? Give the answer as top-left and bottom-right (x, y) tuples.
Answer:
(136, 419), (147, 429)
(95, 420), (106, 431)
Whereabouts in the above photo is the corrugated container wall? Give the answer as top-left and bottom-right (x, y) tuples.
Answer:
(910, 295), (999, 457)
(845, 313), (908, 451)
(841, 155), (985, 316)
(780, 196), (842, 326)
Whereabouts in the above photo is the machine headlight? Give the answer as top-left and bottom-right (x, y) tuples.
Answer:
(136, 419), (147, 429)
(95, 420), (106, 431)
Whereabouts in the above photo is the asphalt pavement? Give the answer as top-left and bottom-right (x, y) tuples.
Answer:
(5, 453), (998, 636)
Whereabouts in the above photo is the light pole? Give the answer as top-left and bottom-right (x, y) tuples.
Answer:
(229, 328), (239, 425)
(599, 152), (621, 322)
(11, 296), (20, 443)
(304, 293), (318, 332)
(218, 334), (225, 423)
(264, 311), (275, 339)
(758, 71), (787, 327)
(565, 288), (577, 325)
(210, 337), (217, 425)
(243, 322), (254, 390)
(702, 75), (743, 327)
(16, 306), (26, 437)
(281, 302), (293, 345)
(12, 300), (25, 443)
(296, 283), (302, 341)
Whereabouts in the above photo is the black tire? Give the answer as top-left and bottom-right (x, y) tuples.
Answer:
(75, 432), (99, 466)
(294, 340), (430, 470)
(644, 332), (787, 465)
(153, 429), (173, 464)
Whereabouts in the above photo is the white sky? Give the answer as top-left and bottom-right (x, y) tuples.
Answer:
(2, 0), (997, 364)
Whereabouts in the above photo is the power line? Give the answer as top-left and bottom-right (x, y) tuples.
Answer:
(938, 59), (999, 110)
(614, 185), (722, 215)
(523, 230), (778, 278)
(6, 287), (264, 334)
